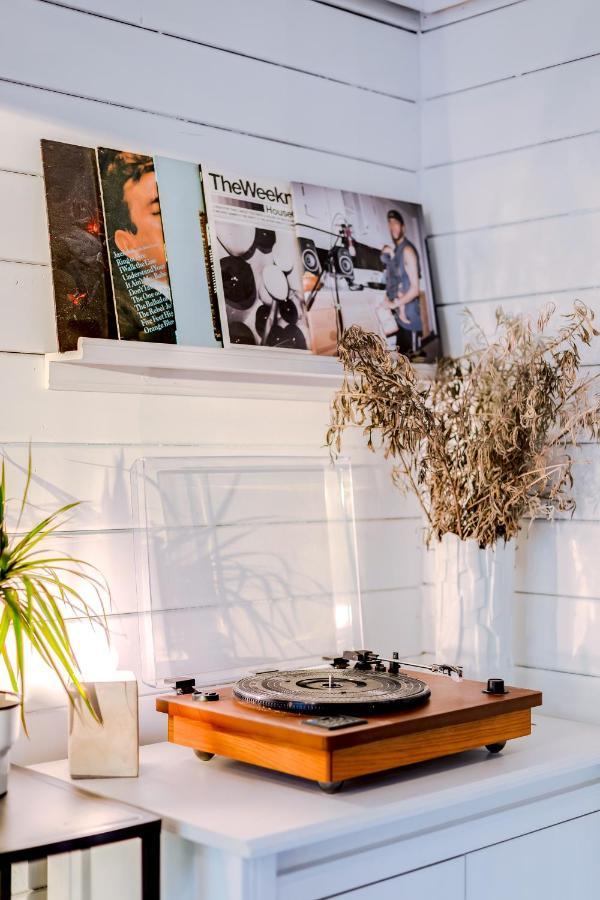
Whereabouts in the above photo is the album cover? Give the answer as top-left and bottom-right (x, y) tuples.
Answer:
(41, 140), (117, 352)
(97, 148), (177, 343)
(154, 157), (222, 346)
(203, 167), (311, 350)
(291, 182), (441, 362)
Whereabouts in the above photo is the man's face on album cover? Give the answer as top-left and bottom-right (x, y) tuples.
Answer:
(388, 218), (405, 243)
(115, 170), (167, 275)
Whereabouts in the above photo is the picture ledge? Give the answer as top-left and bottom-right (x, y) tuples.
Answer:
(45, 338), (435, 401)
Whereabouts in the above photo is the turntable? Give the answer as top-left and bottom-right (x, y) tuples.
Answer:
(132, 456), (542, 792)
(156, 650), (541, 792)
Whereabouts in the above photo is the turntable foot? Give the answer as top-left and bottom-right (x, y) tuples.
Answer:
(318, 780), (344, 794)
(193, 750), (215, 761)
(485, 741), (507, 754)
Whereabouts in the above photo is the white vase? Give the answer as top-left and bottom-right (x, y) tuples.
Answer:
(434, 533), (515, 682)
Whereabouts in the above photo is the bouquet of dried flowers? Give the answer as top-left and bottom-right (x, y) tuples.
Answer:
(327, 302), (600, 548)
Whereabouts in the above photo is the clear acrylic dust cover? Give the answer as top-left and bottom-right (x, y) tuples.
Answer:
(131, 456), (363, 687)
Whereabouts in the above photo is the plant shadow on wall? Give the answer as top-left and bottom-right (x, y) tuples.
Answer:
(143, 467), (348, 678)
(0, 452), (110, 747)
(327, 303), (600, 679)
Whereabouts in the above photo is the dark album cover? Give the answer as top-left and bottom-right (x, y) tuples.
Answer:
(97, 148), (176, 343)
(291, 182), (441, 362)
(41, 140), (116, 352)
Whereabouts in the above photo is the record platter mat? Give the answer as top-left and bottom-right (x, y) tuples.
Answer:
(232, 668), (431, 715)
(157, 670), (542, 790)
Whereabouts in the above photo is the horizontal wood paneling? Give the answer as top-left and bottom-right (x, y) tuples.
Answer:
(42, 0), (419, 99)
(3, 517), (419, 611)
(514, 665), (600, 724)
(0, 82), (418, 196)
(421, 518), (600, 599)
(422, 53), (600, 167)
(429, 211), (600, 306)
(357, 519), (422, 591)
(0, 262), (55, 352)
(362, 587), (422, 657)
(515, 520), (600, 600)
(0, 76), (417, 353)
(422, 0), (600, 97)
(0, 0), (424, 763)
(514, 592), (600, 677)
(0, 444), (420, 533)
(424, 133), (600, 235)
(0, 441), (422, 717)
(437, 293), (600, 364)
(422, 0), (600, 719)
(0, 0), (417, 170)
(0, 171), (49, 264)
(20, 611), (144, 712)
(0, 352), (333, 444)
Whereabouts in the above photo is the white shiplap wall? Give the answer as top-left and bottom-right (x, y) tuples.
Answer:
(421, 0), (600, 723)
(4, 0), (599, 765)
(0, 0), (423, 764)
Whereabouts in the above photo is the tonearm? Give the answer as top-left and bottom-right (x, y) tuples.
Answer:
(323, 649), (463, 680)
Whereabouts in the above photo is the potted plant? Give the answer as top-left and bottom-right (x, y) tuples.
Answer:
(0, 454), (108, 793)
(327, 303), (600, 680)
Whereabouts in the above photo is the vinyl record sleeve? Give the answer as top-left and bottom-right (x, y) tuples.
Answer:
(203, 167), (312, 351)
(291, 181), (442, 362)
(153, 157), (222, 346)
(97, 147), (177, 343)
(41, 140), (117, 352)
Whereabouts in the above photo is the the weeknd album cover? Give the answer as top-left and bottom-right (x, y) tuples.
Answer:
(41, 140), (117, 352)
(204, 167), (311, 351)
(97, 148), (176, 343)
(291, 182), (441, 361)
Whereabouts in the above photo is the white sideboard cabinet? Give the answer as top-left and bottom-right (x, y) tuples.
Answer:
(466, 810), (600, 900)
(33, 715), (600, 900)
(334, 858), (464, 898)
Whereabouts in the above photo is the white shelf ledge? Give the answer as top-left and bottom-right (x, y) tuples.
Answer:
(46, 339), (436, 400)
(45, 339), (347, 401)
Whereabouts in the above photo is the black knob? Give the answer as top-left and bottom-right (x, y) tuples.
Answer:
(196, 691), (220, 702)
(483, 678), (507, 695)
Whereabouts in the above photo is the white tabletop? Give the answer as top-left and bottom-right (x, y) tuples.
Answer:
(32, 714), (600, 858)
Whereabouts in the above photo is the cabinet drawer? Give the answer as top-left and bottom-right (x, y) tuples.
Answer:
(328, 857), (464, 899)
(467, 811), (600, 900)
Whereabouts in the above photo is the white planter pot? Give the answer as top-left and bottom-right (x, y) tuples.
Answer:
(434, 533), (515, 682)
(0, 691), (20, 795)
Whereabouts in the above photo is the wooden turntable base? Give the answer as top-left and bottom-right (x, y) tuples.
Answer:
(156, 672), (542, 790)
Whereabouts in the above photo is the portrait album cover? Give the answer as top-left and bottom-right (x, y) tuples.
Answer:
(97, 147), (177, 343)
(203, 167), (312, 351)
(154, 157), (222, 346)
(41, 140), (117, 352)
(291, 182), (441, 361)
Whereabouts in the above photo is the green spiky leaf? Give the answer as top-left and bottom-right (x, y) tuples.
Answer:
(0, 451), (110, 729)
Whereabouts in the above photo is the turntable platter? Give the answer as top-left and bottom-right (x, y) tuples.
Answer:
(233, 668), (431, 715)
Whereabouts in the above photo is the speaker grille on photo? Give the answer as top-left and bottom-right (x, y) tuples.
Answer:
(334, 246), (354, 281)
(299, 237), (321, 276)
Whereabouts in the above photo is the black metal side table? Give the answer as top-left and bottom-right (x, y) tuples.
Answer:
(0, 766), (161, 899)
